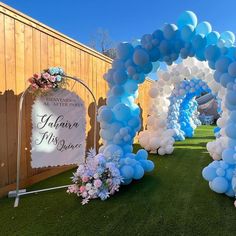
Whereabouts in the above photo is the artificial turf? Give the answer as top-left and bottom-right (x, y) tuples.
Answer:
(1, 125), (236, 236)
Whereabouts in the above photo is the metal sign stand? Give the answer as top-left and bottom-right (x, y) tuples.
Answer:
(8, 76), (98, 207)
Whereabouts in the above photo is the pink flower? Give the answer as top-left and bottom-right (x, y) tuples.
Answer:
(67, 184), (79, 194)
(49, 76), (56, 82)
(79, 186), (86, 193)
(81, 191), (88, 198)
(31, 83), (39, 90)
(28, 77), (35, 84)
(94, 179), (102, 188)
(82, 176), (89, 182)
(42, 72), (50, 80)
(33, 73), (41, 80)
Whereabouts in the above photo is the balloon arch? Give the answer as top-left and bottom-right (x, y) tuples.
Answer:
(139, 58), (222, 155)
(98, 11), (236, 198)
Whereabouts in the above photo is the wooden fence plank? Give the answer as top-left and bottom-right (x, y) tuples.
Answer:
(5, 15), (17, 184)
(0, 13), (8, 187)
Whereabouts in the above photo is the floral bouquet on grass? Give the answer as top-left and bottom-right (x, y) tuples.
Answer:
(28, 67), (67, 96)
(67, 149), (123, 205)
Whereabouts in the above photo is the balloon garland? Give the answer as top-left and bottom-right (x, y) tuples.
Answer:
(139, 58), (218, 154)
(100, 11), (236, 200)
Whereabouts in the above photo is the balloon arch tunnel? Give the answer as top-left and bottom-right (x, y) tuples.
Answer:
(97, 11), (236, 200)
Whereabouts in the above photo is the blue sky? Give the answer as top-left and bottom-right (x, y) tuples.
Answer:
(2, 0), (236, 48)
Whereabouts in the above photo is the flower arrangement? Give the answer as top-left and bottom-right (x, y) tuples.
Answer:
(67, 149), (123, 205)
(28, 67), (67, 96)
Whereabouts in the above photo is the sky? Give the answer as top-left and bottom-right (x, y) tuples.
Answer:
(2, 0), (236, 49)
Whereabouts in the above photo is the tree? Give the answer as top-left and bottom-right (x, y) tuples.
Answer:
(89, 28), (117, 59)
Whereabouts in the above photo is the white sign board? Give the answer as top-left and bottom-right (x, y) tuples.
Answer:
(31, 89), (86, 168)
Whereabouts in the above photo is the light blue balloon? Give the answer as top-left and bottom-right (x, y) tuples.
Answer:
(136, 149), (148, 160)
(220, 31), (235, 44)
(196, 21), (212, 36)
(211, 177), (229, 193)
(103, 144), (124, 160)
(177, 11), (198, 29)
(124, 80), (138, 94)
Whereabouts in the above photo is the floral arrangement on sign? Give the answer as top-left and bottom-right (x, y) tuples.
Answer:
(28, 67), (67, 96)
(67, 149), (123, 204)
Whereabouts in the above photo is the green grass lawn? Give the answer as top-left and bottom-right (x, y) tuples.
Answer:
(1, 125), (236, 236)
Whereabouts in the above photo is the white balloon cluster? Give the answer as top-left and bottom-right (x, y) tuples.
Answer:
(139, 58), (221, 156)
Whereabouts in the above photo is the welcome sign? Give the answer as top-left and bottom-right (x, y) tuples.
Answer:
(31, 89), (86, 168)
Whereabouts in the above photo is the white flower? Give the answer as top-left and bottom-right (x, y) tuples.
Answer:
(93, 173), (99, 179)
(82, 198), (89, 205)
(85, 183), (92, 190)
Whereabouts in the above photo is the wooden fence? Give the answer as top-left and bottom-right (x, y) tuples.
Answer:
(0, 2), (152, 197)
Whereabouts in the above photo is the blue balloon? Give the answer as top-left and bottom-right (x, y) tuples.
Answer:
(107, 96), (121, 107)
(222, 148), (236, 164)
(133, 164), (145, 180)
(228, 61), (236, 77)
(211, 177), (229, 193)
(112, 85), (124, 96)
(113, 103), (131, 121)
(113, 69), (128, 85)
(120, 165), (134, 179)
(192, 34), (207, 50)
(206, 31), (220, 45)
(133, 48), (150, 66)
(196, 21), (212, 36)
(145, 160), (155, 172)
(220, 73), (234, 88)
(177, 11), (198, 29)
(149, 47), (161, 62)
(136, 149), (148, 160)
(229, 111), (236, 122)
(215, 57), (232, 73)
(216, 168), (225, 177)
(99, 108), (114, 123)
(163, 24), (177, 40)
(226, 90), (236, 106)
(181, 24), (195, 42)
(160, 40), (173, 56)
(204, 45), (220, 61)
(117, 43), (134, 60)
